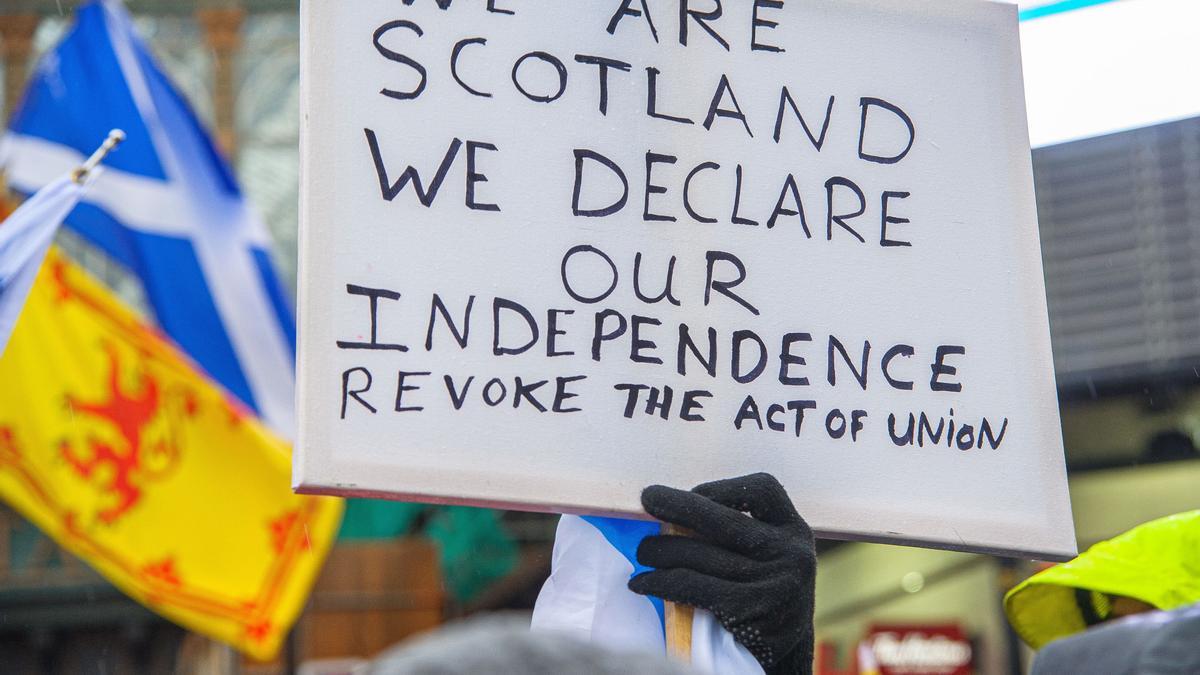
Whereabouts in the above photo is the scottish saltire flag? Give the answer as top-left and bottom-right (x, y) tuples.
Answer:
(532, 515), (762, 673)
(0, 175), (90, 354)
(0, 0), (296, 434)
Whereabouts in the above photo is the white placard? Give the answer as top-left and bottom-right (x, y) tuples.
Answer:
(297, 0), (1076, 559)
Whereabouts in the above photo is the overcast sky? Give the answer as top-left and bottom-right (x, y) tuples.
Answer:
(1015, 0), (1200, 146)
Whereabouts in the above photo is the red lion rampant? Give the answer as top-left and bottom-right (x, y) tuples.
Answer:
(61, 344), (182, 525)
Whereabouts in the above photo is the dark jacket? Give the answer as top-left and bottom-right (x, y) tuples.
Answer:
(1031, 602), (1200, 675)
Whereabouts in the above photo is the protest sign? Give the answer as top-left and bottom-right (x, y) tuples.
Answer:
(297, 0), (1076, 559)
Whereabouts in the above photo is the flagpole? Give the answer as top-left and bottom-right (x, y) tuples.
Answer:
(71, 129), (126, 184)
(664, 523), (694, 663)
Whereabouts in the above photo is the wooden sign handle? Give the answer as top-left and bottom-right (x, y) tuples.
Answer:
(663, 524), (693, 663)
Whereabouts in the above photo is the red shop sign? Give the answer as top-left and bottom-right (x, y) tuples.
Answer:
(861, 624), (973, 675)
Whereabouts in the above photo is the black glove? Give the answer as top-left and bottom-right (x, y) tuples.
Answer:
(628, 473), (815, 675)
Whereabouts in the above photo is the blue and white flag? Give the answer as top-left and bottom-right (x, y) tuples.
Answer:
(1, 0), (296, 434)
(532, 515), (763, 673)
(0, 175), (90, 354)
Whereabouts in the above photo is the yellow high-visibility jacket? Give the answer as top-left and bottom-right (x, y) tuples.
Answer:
(1005, 510), (1200, 649)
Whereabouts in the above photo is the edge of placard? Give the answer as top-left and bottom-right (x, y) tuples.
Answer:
(1003, 0), (1078, 565)
(294, 481), (1077, 562)
(294, 0), (326, 491)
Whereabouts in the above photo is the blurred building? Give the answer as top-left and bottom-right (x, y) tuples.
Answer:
(2, 1), (1199, 674)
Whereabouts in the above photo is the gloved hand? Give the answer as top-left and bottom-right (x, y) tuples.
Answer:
(628, 473), (815, 675)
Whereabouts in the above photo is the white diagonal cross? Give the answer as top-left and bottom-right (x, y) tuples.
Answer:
(0, 0), (295, 436)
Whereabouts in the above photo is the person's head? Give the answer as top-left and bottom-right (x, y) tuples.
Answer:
(1071, 588), (1157, 626)
(364, 614), (696, 675)
(1004, 510), (1200, 649)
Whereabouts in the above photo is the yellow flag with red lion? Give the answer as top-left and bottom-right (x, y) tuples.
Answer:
(0, 249), (342, 660)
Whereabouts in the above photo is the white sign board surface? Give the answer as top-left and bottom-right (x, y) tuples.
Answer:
(297, 0), (1076, 559)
